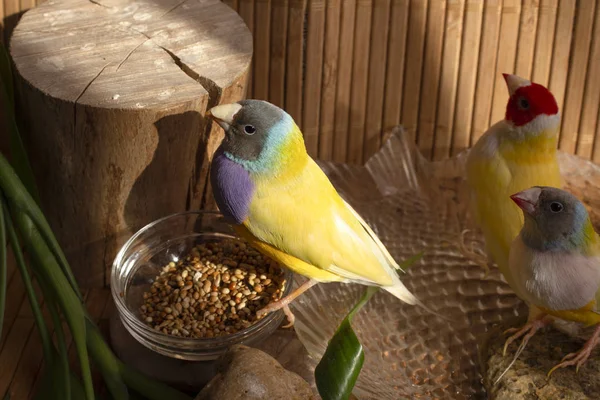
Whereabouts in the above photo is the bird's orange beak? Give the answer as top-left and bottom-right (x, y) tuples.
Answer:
(510, 187), (542, 215)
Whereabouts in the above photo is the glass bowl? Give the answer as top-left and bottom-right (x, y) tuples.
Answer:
(110, 210), (294, 361)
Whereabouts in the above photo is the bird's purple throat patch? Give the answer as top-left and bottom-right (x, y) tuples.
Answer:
(210, 148), (255, 224)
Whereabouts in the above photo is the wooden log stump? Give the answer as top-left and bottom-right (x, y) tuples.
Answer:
(9, 0), (252, 287)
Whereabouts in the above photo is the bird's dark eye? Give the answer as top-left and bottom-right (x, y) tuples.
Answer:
(244, 125), (256, 135)
(518, 97), (530, 110)
(550, 202), (563, 213)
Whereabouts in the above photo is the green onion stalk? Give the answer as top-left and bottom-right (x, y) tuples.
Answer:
(0, 44), (192, 400)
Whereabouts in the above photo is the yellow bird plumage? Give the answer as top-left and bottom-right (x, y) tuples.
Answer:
(465, 74), (563, 296)
(206, 100), (428, 326)
(466, 74), (600, 378)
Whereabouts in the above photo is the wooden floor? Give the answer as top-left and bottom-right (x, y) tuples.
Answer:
(0, 253), (114, 400)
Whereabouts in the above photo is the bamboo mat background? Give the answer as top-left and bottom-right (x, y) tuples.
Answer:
(2, 0), (600, 164)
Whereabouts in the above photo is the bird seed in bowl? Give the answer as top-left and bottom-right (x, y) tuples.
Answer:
(139, 239), (288, 338)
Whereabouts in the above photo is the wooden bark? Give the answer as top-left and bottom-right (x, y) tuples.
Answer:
(9, 0), (252, 287)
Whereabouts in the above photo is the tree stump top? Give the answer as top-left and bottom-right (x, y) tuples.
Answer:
(10, 0), (252, 109)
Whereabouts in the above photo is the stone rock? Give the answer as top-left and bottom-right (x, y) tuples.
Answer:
(195, 344), (316, 400)
(480, 316), (600, 399)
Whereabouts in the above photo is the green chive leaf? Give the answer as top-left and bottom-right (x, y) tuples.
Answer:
(315, 252), (424, 400)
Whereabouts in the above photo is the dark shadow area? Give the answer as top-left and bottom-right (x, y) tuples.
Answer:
(124, 110), (203, 231)
(2, 10), (26, 47)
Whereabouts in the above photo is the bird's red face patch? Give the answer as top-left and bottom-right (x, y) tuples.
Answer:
(505, 83), (558, 127)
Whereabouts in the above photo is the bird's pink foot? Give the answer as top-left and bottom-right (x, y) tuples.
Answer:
(282, 305), (295, 328)
(447, 229), (492, 275)
(502, 318), (549, 356)
(255, 279), (317, 328)
(548, 325), (600, 376)
(494, 317), (551, 385)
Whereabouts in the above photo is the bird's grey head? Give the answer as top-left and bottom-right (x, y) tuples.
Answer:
(206, 99), (290, 163)
(511, 186), (589, 250)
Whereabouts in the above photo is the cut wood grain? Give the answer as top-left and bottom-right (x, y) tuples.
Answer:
(451, 0), (483, 156)
(433, 0), (465, 161)
(558, 1), (596, 154)
(9, 0), (252, 288)
(302, 0), (326, 156)
(332, 0), (356, 162)
(417, 0), (446, 160)
(317, 0), (340, 161)
(531, 0), (558, 86)
(470, 0), (502, 144)
(347, 0), (372, 164)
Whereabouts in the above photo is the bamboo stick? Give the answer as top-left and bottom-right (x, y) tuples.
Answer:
(253, 0), (272, 101)
(470, 0), (501, 145)
(364, 0), (391, 161)
(416, 0), (446, 160)
(514, 0), (540, 78)
(302, 0), (326, 157)
(285, 0), (307, 124)
(576, 5), (600, 159)
(558, 1), (596, 154)
(432, 0), (465, 161)
(531, 0), (558, 86)
(346, 0), (373, 164)
(400, 0), (429, 145)
(238, 0), (256, 98)
(382, 0), (410, 134)
(318, 0), (341, 161)
(269, 0), (289, 108)
(451, 0), (483, 156)
(332, 0), (356, 162)
(489, 0), (521, 125)
(547, 0), (576, 118)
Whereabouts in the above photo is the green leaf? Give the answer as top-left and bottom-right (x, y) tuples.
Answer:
(3, 201), (53, 360)
(9, 209), (94, 400)
(45, 291), (72, 400)
(315, 286), (378, 400)
(397, 251), (424, 271)
(315, 252), (425, 400)
(0, 196), (6, 338)
(85, 321), (129, 400)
